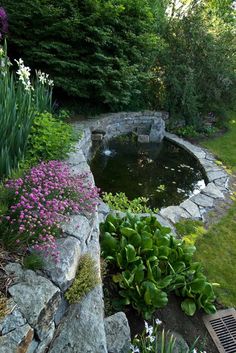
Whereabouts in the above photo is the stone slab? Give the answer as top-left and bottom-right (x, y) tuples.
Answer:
(159, 206), (190, 224)
(191, 194), (214, 208)
(202, 182), (224, 199)
(207, 170), (228, 182)
(179, 199), (201, 219)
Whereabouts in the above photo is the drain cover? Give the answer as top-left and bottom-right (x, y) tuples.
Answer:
(203, 309), (236, 353)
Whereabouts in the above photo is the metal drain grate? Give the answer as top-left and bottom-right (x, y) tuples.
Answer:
(203, 309), (236, 353)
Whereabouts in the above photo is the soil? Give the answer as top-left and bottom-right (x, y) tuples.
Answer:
(126, 293), (219, 353)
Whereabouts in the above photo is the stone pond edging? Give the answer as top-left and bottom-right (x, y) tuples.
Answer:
(0, 112), (231, 352)
(159, 132), (230, 224)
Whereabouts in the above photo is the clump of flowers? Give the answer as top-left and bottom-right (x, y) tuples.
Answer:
(15, 58), (33, 91)
(36, 70), (54, 87)
(0, 161), (99, 261)
(130, 319), (206, 353)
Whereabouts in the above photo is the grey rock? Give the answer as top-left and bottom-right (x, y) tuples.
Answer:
(0, 324), (34, 353)
(54, 297), (69, 326)
(202, 182), (224, 199)
(205, 152), (216, 161)
(207, 170), (228, 182)
(8, 268), (60, 340)
(98, 201), (110, 216)
(0, 308), (26, 335)
(36, 321), (55, 353)
(5, 262), (24, 280)
(171, 332), (189, 353)
(214, 177), (229, 189)
(160, 206), (190, 224)
(179, 199), (201, 219)
(62, 214), (91, 242)
(105, 312), (131, 353)
(48, 286), (107, 353)
(67, 149), (86, 166)
(44, 236), (81, 291)
(198, 159), (222, 173)
(191, 193), (214, 208)
(26, 339), (39, 353)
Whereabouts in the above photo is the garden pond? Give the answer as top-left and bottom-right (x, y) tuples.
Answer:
(90, 135), (207, 209)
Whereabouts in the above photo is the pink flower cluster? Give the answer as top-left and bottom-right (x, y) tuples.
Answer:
(2, 161), (99, 261)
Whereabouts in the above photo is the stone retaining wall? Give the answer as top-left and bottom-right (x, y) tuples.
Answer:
(74, 111), (168, 143)
(0, 112), (231, 353)
(0, 130), (130, 353)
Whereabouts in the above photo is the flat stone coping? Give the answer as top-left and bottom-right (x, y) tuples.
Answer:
(159, 132), (230, 224)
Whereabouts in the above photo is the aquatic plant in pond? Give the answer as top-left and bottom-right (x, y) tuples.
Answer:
(0, 161), (99, 260)
(91, 136), (207, 209)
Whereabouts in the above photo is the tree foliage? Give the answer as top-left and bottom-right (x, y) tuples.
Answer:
(2, 0), (236, 120)
(150, 0), (236, 124)
(2, 0), (158, 110)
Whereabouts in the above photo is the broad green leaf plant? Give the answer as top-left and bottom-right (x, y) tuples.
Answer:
(101, 213), (216, 319)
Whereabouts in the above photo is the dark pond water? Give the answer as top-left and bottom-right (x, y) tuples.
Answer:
(90, 135), (207, 209)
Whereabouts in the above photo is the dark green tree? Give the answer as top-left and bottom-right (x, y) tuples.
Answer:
(2, 0), (158, 111)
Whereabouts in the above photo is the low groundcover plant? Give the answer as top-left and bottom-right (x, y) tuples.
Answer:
(0, 160), (99, 261)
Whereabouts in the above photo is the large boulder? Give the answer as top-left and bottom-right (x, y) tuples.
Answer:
(44, 235), (82, 291)
(105, 312), (131, 353)
(48, 286), (107, 353)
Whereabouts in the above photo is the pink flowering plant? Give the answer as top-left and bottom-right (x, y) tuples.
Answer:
(0, 160), (99, 261)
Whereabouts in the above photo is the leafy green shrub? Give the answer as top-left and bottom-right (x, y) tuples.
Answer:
(0, 42), (53, 178)
(65, 254), (100, 304)
(102, 192), (158, 214)
(25, 112), (76, 165)
(101, 213), (216, 319)
(3, 0), (158, 111)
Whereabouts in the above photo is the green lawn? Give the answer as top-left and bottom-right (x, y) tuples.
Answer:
(195, 203), (236, 307)
(202, 116), (236, 173)
(194, 113), (236, 307)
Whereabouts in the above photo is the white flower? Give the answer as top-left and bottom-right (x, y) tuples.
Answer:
(155, 318), (162, 326)
(15, 58), (33, 91)
(144, 321), (153, 336)
(36, 70), (54, 86)
(130, 344), (140, 353)
(149, 335), (156, 343)
(48, 79), (54, 86)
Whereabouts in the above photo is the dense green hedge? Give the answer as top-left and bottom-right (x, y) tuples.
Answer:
(3, 0), (158, 110)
